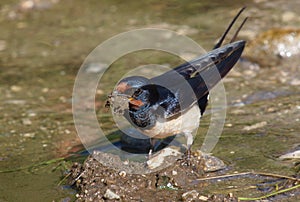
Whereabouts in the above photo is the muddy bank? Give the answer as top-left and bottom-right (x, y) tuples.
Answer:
(69, 150), (236, 201)
(68, 150), (300, 201)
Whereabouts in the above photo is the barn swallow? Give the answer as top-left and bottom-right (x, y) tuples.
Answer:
(107, 8), (247, 161)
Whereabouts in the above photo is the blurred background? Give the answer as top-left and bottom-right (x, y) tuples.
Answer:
(0, 0), (300, 201)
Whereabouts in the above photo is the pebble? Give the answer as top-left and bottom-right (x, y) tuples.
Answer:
(290, 78), (300, 86)
(118, 171), (126, 178)
(243, 121), (267, 131)
(199, 195), (209, 201)
(42, 88), (49, 93)
(10, 85), (22, 92)
(85, 63), (108, 73)
(146, 147), (181, 169)
(103, 189), (120, 200)
(225, 123), (233, 127)
(172, 170), (178, 176)
(22, 118), (32, 125)
(0, 40), (6, 51)
(5, 100), (26, 105)
(282, 11), (297, 22)
(23, 132), (35, 138)
(182, 190), (199, 202)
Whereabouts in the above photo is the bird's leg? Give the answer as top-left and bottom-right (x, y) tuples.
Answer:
(148, 138), (157, 159)
(184, 132), (193, 165)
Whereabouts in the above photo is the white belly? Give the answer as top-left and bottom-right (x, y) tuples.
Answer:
(141, 105), (201, 139)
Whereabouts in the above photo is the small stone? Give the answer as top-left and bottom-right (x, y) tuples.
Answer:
(42, 88), (49, 93)
(85, 63), (108, 73)
(172, 170), (177, 176)
(118, 170), (126, 178)
(22, 118), (32, 125)
(225, 123), (233, 127)
(282, 11), (297, 22)
(243, 121), (267, 131)
(182, 190), (199, 202)
(199, 195), (209, 201)
(267, 107), (276, 113)
(59, 96), (67, 103)
(11, 85), (22, 92)
(147, 147), (181, 169)
(23, 133), (35, 138)
(0, 40), (6, 51)
(20, 0), (35, 10)
(290, 78), (300, 86)
(103, 189), (120, 200)
(96, 89), (104, 95)
(203, 154), (226, 172)
(28, 112), (36, 117)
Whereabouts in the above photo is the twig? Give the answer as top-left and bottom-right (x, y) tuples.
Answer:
(255, 172), (300, 182)
(194, 172), (252, 182)
(238, 183), (300, 201)
(195, 171), (300, 182)
(195, 171), (300, 201)
(58, 172), (71, 186)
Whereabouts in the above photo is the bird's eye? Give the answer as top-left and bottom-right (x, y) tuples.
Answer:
(134, 88), (143, 96)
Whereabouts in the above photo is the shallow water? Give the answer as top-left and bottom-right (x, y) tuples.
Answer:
(0, 0), (300, 201)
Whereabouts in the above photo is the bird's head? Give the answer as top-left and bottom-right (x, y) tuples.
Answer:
(106, 76), (150, 115)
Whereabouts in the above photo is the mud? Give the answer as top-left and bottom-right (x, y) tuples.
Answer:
(69, 151), (237, 202)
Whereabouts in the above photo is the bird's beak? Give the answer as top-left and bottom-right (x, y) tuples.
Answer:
(128, 97), (145, 108)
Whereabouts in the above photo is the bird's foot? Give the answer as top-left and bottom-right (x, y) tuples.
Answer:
(181, 149), (192, 166)
(147, 149), (153, 160)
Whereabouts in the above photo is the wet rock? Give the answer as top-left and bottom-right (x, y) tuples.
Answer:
(182, 190), (199, 202)
(147, 147), (181, 169)
(199, 152), (226, 172)
(279, 150), (300, 159)
(244, 28), (300, 67)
